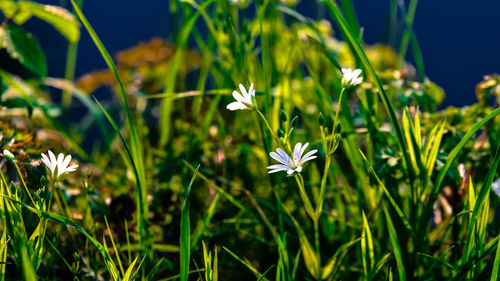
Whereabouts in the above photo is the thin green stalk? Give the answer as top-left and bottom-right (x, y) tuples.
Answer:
(255, 109), (282, 146)
(294, 173), (315, 219)
(397, 0), (419, 68)
(12, 161), (35, 207)
(313, 217), (320, 269)
(62, 0), (83, 110)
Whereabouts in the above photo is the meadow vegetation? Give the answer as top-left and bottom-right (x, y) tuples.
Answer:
(0, 0), (500, 280)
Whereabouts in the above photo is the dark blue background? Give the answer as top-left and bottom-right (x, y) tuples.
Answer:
(21, 0), (500, 107)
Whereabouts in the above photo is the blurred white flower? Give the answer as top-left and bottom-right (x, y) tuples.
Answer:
(226, 83), (256, 111)
(41, 150), (78, 179)
(492, 177), (500, 197)
(3, 149), (14, 160)
(341, 68), (363, 87)
(267, 142), (318, 175)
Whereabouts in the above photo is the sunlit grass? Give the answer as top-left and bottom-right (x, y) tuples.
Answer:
(0, 0), (500, 280)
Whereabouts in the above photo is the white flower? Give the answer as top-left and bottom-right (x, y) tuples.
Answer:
(3, 149), (14, 160)
(341, 68), (363, 87)
(267, 142), (318, 175)
(492, 178), (500, 197)
(41, 150), (78, 179)
(226, 83), (256, 111)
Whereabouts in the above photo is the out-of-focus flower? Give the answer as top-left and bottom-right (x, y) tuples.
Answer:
(41, 150), (78, 179)
(492, 177), (500, 197)
(3, 149), (14, 160)
(226, 83), (256, 111)
(267, 142), (317, 175)
(341, 68), (363, 87)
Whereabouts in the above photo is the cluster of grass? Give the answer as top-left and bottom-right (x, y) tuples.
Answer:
(1, 0), (500, 280)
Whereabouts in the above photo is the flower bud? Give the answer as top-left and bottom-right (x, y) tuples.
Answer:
(318, 112), (324, 126)
(290, 116), (298, 128)
(280, 110), (288, 122)
(277, 128), (285, 138)
(3, 149), (14, 160)
(40, 176), (47, 187)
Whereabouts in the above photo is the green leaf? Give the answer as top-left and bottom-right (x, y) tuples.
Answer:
(383, 206), (406, 281)
(325, 0), (417, 190)
(17, 1), (80, 43)
(491, 233), (500, 281)
(361, 211), (374, 276)
(423, 107), (500, 228)
(460, 146), (500, 268)
(0, 24), (47, 76)
(180, 166), (199, 281)
(222, 246), (270, 281)
(122, 256), (139, 281)
(71, 0), (151, 258)
(322, 237), (361, 279)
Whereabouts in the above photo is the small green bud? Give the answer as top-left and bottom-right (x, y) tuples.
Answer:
(318, 112), (324, 126)
(40, 176), (47, 187)
(335, 121), (342, 134)
(277, 128), (285, 138)
(280, 110), (288, 122)
(290, 116), (298, 128)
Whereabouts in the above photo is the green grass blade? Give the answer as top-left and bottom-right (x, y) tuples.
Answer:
(325, 0), (416, 189)
(491, 233), (500, 281)
(180, 165), (199, 281)
(222, 246), (270, 281)
(1, 195), (120, 279)
(70, 0), (150, 258)
(159, 0), (215, 146)
(362, 211), (375, 276)
(423, 107), (500, 227)
(383, 206), (406, 281)
(92, 97), (149, 258)
(122, 256), (140, 281)
(357, 146), (414, 235)
(397, 0), (419, 68)
(460, 146), (500, 268)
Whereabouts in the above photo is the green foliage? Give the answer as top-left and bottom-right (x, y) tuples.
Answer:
(0, 0), (499, 280)
(0, 24), (46, 76)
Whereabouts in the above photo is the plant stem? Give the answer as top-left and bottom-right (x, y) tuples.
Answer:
(12, 161), (36, 207)
(255, 108), (282, 146)
(294, 173), (315, 219)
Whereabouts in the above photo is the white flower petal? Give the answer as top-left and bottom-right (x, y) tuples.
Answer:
(492, 178), (500, 197)
(248, 83), (255, 97)
(268, 169), (286, 174)
(352, 69), (362, 78)
(232, 90), (246, 103)
(226, 102), (248, 111)
(3, 149), (14, 159)
(62, 155), (72, 170)
(267, 164), (289, 174)
(48, 150), (57, 165)
(239, 84), (248, 99)
(286, 169), (295, 175)
(276, 148), (292, 165)
(299, 142), (309, 158)
(270, 152), (288, 165)
(301, 149), (318, 163)
(293, 143), (302, 159)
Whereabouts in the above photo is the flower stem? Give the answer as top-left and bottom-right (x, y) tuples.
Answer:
(294, 173), (315, 219)
(315, 156), (332, 218)
(255, 109), (281, 145)
(12, 161), (36, 207)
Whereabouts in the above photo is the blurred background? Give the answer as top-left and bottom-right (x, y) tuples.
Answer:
(9, 0), (500, 107)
